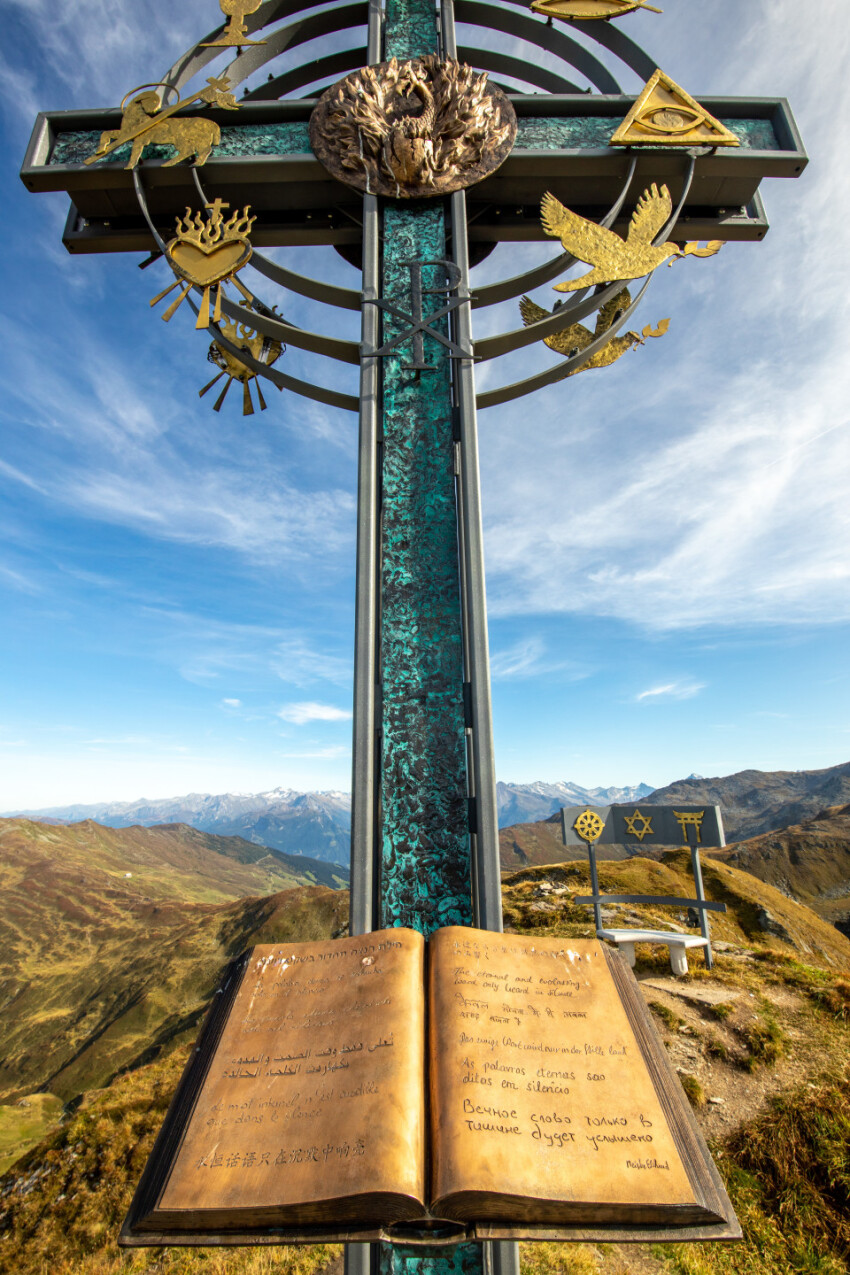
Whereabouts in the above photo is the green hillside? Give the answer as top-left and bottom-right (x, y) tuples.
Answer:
(0, 818), (348, 904)
(501, 849), (850, 968)
(0, 818), (349, 1103)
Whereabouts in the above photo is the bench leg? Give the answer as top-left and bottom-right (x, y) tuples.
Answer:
(669, 946), (689, 976)
(618, 941), (636, 968)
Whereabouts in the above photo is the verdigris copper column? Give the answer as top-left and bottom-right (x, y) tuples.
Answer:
(378, 1), (472, 934)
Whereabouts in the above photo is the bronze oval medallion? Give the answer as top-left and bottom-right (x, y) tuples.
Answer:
(309, 55), (517, 199)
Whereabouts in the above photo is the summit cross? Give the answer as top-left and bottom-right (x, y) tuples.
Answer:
(21, 2), (806, 1272)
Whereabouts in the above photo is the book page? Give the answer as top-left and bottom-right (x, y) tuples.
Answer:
(429, 929), (698, 1222)
(157, 929), (426, 1225)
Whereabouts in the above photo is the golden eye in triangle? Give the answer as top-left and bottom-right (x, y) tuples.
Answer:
(610, 69), (741, 148)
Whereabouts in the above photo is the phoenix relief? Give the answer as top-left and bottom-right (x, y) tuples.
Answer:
(309, 56), (517, 198)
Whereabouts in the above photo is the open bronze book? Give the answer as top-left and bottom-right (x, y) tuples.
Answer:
(121, 928), (739, 1246)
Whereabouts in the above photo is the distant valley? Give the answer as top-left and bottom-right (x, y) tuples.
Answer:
(0, 818), (349, 1102)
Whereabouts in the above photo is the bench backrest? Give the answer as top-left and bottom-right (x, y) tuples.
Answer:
(560, 804), (727, 969)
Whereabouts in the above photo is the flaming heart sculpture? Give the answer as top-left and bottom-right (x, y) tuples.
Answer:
(150, 198), (256, 328)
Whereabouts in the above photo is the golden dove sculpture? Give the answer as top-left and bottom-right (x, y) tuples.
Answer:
(541, 184), (722, 292)
(519, 288), (669, 372)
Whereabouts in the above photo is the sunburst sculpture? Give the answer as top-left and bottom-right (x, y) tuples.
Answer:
(200, 312), (283, 415)
(519, 288), (669, 371)
(542, 185), (722, 293)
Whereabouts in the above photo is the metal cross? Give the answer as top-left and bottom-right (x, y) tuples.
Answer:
(20, 4), (806, 1273)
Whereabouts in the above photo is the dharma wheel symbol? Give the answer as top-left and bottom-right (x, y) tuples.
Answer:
(574, 810), (605, 844)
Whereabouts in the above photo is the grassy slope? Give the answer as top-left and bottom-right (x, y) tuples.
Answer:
(0, 1047), (342, 1275)
(505, 858), (850, 1275)
(0, 818), (348, 1102)
(708, 803), (850, 930)
(0, 818), (348, 904)
(0, 1094), (63, 1177)
(0, 875), (348, 1102)
(501, 850), (850, 968)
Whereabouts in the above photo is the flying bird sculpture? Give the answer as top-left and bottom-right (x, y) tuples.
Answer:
(519, 288), (669, 372)
(541, 184), (722, 293)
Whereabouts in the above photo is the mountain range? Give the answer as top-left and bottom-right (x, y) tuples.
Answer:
(5, 788), (353, 863)
(7, 760), (850, 869)
(648, 760), (850, 843)
(494, 779), (653, 827)
(4, 779), (653, 862)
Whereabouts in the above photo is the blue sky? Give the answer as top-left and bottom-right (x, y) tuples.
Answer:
(1, 0), (848, 809)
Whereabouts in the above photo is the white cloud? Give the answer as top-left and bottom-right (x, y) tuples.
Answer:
(221, 698), (242, 708)
(0, 459), (46, 494)
(489, 636), (589, 681)
(0, 564), (42, 595)
(272, 639), (352, 687)
(0, 312), (356, 573)
(277, 702), (352, 725)
(476, 0), (850, 633)
(635, 682), (705, 704)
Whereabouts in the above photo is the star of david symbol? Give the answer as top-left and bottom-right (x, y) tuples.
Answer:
(574, 809), (605, 844)
(622, 808), (653, 841)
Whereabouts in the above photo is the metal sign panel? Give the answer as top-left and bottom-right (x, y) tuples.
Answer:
(561, 804), (725, 848)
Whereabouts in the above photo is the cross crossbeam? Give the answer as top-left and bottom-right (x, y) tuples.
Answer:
(23, 95), (805, 255)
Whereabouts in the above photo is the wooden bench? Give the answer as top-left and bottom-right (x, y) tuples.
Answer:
(597, 929), (710, 976)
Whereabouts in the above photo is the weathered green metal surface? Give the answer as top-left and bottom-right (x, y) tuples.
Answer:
(50, 116), (780, 166)
(378, 1), (478, 1271)
(379, 201), (472, 937)
(379, 1245), (484, 1275)
(515, 114), (779, 151)
(385, 0), (439, 58)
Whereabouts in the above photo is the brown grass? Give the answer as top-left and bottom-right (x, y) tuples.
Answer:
(0, 1048), (341, 1275)
(660, 1070), (850, 1275)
